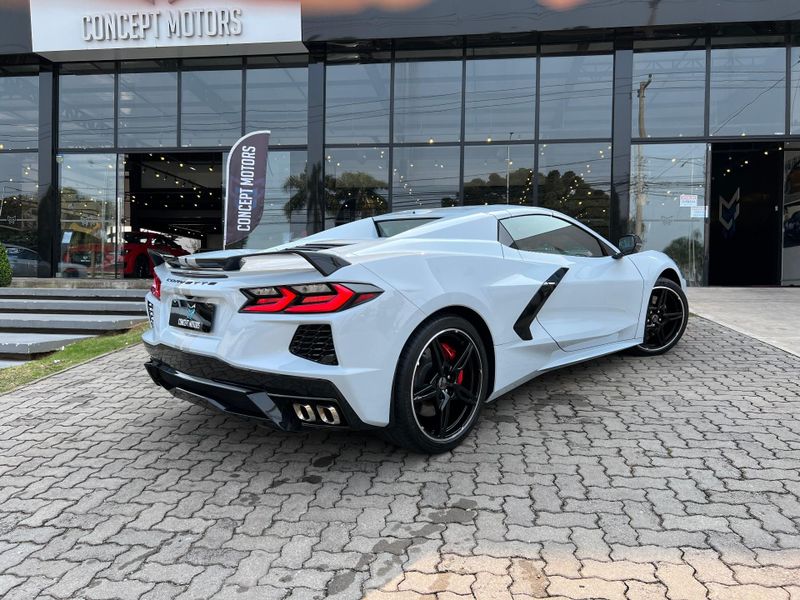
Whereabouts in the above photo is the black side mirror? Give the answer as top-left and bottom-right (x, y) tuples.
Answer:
(613, 234), (643, 259)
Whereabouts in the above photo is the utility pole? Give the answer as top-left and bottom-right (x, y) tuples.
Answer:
(506, 132), (514, 204)
(634, 74), (652, 237)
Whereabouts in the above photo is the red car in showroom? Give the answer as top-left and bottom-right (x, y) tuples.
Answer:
(64, 232), (189, 278)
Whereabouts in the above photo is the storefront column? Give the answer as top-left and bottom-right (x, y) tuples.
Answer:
(610, 46), (633, 245)
(306, 55), (326, 234)
(37, 63), (58, 277)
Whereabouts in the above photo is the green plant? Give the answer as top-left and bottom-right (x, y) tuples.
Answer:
(0, 242), (12, 287)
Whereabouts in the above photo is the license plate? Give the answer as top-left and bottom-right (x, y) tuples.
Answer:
(169, 300), (216, 333)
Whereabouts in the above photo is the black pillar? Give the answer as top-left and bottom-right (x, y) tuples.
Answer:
(306, 54), (326, 234)
(610, 46), (633, 244)
(36, 62), (58, 278)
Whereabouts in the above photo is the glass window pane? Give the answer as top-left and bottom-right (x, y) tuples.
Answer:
(0, 76), (39, 151)
(630, 143), (706, 285)
(59, 154), (118, 278)
(465, 58), (536, 142)
(710, 47), (786, 137)
(326, 63), (390, 144)
(503, 214), (605, 257)
(325, 147), (389, 226)
(59, 74), (115, 149)
(118, 72), (178, 148)
(0, 153), (42, 276)
(464, 144), (534, 206)
(246, 67), (308, 146)
(182, 70), (243, 147)
(392, 145), (460, 211)
(537, 142), (612, 238)
(791, 47), (800, 134)
(238, 150), (308, 250)
(539, 55), (613, 140)
(632, 50), (706, 138)
(394, 61), (462, 144)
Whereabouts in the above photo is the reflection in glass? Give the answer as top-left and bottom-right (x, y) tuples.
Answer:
(539, 55), (613, 140)
(59, 154), (118, 278)
(394, 61), (462, 143)
(632, 50), (706, 138)
(182, 70), (243, 147)
(237, 151), (308, 250)
(327, 63), (391, 144)
(118, 72), (178, 148)
(465, 58), (536, 142)
(464, 144), (534, 206)
(0, 76), (39, 150)
(630, 144), (706, 285)
(537, 143), (612, 238)
(392, 146), (460, 211)
(710, 47), (785, 137)
(0, 154), (41, 276)
(246, 67), (308, 146)
(59, 74), (115, 149)
(324, 147), (389, 226)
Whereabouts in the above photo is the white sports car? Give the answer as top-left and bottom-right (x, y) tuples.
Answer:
(143, 206), (689, 453)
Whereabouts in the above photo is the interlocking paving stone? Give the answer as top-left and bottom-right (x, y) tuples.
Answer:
(1, 317), (800, 599)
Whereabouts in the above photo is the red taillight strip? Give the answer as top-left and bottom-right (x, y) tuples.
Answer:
(242, 287), (297, 313)
(151, 274), (162, 300)
(240, 283), (382, 314)
(285, 284), (355, 314)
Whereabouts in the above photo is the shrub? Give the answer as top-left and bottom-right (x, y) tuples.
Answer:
(0, 243), (12, 287)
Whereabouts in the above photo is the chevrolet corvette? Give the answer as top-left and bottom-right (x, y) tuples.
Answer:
(143, 206), (688, 453)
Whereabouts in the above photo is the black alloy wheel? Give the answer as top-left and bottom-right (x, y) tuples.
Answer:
(385, 316), (489, 453)
(134, 256), (151, 279)
(630, 277), (688, 356)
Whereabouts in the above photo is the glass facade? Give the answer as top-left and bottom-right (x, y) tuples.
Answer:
(710, 47), (786, 137)
(538, 54), (613, 140)
(181, 69), (243, 148)
(326, 63), (391, 145)
(630, 144), (707, 285)
(246, 65), (308, 146)
(632, 50), (706, 139)
(1, 33), (800, 281)
(0, 153), (41, 276)
(59, 154), (118, 278)
(0, 75), (38, 151)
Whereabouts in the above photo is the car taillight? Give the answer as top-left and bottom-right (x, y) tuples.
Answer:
(241, 283), (382, 314)
(151, 273), (162, 300)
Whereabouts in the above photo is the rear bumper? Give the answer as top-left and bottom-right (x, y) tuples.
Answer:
(144, 343), (378, 432)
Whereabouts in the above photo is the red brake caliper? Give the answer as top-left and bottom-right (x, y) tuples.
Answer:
(440, 342), (464, 385)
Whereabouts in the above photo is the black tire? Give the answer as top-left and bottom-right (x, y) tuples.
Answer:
(133, 256), (151, 279)
(383, 315), (489, 454)
(628, 277), (689, 356)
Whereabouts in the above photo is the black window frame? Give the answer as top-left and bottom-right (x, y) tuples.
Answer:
(498, 213), (614, 258)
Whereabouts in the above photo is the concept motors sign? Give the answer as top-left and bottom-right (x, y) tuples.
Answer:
(29, 0), (301, 55)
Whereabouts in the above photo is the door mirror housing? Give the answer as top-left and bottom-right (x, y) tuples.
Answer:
(614, 234), (643, 259)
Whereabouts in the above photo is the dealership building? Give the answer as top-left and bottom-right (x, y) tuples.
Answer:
(1, 0), (799, 285)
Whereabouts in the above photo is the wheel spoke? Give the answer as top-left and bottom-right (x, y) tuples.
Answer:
(663, 311), (683, 322)
(451, 343), (474, 374)
(437, 394), (451, 435)
(413, 383), (438, 404)
(454, 385), (478, 406)
(430, 342), (447, 374)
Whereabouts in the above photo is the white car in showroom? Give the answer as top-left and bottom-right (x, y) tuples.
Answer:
(143, 206), (688, 453)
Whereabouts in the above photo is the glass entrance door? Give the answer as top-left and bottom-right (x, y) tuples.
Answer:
(709, 142), (783, 286)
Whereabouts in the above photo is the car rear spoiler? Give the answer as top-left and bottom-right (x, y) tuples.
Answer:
(149, 249), (351, 278)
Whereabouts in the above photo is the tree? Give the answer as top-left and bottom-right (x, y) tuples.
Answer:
(663, 231), (704, 285)
(0, 242), (12, 287)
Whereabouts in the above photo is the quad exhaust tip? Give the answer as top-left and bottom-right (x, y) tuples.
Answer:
(293, 403), (342, 426)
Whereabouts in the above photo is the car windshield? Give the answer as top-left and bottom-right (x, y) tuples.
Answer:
(376, 218), (439, 238)
(124, 233), (150, 244)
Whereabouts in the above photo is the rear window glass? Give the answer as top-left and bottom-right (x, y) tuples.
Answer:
(376, 218), (439, 238)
